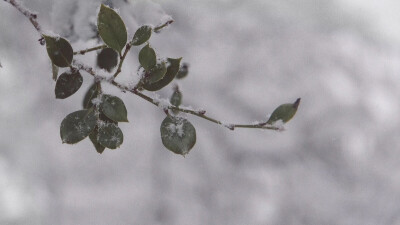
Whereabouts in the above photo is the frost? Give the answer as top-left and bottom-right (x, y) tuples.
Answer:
(167, 122), (184, 137)
(91, 94), (103, 107)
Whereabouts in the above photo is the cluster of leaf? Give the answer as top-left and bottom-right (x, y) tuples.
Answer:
(45, 4), (196, 155)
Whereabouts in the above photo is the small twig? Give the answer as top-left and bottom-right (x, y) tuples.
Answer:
(153, 19), (174, 33)
(113, 43), (132, 78)
(5, 0), (42, 34)
(73, 44), (107, 55)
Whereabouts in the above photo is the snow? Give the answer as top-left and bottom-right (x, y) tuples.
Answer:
(3, 0), (400, 225)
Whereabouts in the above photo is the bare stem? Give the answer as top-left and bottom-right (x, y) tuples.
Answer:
(5, 0), (42, 34)
(113, 43), (132, 78)
(154, 19), (174, 33)
(73, 44), (107, 55)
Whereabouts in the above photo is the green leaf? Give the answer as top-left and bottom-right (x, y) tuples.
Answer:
(267, 98), (301, 124)
(160, 116), (196, 156)
(139, 44), (156, 71)
(97, 4), (127, 53)
(83, 83), (100, 109)
(98, 123), (123, 149)
(52, 63), (58, 81)
(143, 58), (182, 91)
(55, 71), (83, 99)
(97, 48), (119, 72)
(60, 109), (97, 144)
(170, 89), (182, 107)
(176, 63), (189, 79)
(147, 61), (167, 83)
(100, 94), (128, 122)
(44, 35), (73, 67)
(89, 127), (106, 154)
(131, 25), (152, 46)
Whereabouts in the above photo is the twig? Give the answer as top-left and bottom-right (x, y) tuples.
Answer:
(153, 19), (174, 33)
(113, 43), (132, 78)
(73, 44), (107, 55)
(5, 0), (42, 34)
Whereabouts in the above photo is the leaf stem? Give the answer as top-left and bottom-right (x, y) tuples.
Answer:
(113, 43), (132, 78)
(73, 44), (107, 55)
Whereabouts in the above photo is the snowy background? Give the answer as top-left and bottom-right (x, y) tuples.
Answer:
(1, 0), (400, 224)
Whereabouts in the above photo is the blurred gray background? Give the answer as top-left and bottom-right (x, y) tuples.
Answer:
(1, 0), (400, 224)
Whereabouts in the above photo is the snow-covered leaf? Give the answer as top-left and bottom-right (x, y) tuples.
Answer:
(97, 4), (127, 54)
(147, 61), (167, 83)
(97, 48), (118, 72)
(83, 83), (99, 109)
(55, 71), (83, 99)
(160, 116), (196, 156)
(44, 35), (73, 67)
(143, 57), (181, 91)
(176, 62), (189, 79)
(98, 123), (123, 149)
(267, 98), (301, 124)
(100, 94), (128, 122)
(139, 44), (156, 71)
(89, 127), (105, 154)
(131, 25), (152, 46)
(60, 109), (97, 144)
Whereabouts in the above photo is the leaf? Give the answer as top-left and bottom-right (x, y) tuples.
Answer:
(98, 123), (123, 149)
(139, 44), (156, 71)
(267, 98), (301, 124)
(160, 116), (196, 156)
(143, 58), (182, 91)
(44, 35), (73, 67)
(83, 83), (99, 109)
(147, 61), (167, 83)
(55, 71), (83, 99)
(60, 109), (97, 144)
(170, 89), (182, 107)
(97, 4), (127, 53)
(131, 25), (152, 46)
(100, 94), (128, 122)
(52, 63), (58, 81)
(176, 63), (189, 79)
(89, 127), (106, 154)
(97, 48), (119, 72)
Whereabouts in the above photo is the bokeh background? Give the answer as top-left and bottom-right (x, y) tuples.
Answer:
(1, 0), (400, 224)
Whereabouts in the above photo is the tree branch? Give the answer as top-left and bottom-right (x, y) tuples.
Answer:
(7, 0), (281, 132)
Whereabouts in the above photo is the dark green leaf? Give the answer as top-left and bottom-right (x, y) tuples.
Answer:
(170, 89), (182, 107)
(52, 63), (58, 81)
(100, 94), (128, 122)
(97, 48), (119, 72)
(55, 71), (83, 99)
(44, 35), (73, 67)
(147, 61), (167, 83)
(83, 83), (100, 109)
(267, 98), (301, 124)
(97, 4), (127, 53)
(98, 123), (123, 149)
(60, 109), (97, 144)
(160, 116), (196, 156)
(131, 25), (152, 46)
(89, 127), (106, 154)
(176, 63), (189, 79)
(139, 44), (156, 71)
(143, 58), (182, 91)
